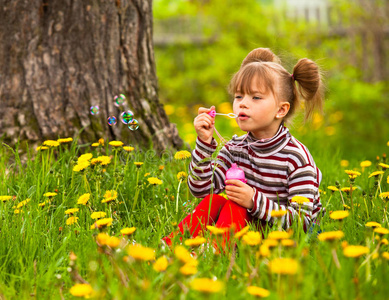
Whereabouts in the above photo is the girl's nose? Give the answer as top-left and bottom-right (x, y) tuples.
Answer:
(239, 96), (249, 108)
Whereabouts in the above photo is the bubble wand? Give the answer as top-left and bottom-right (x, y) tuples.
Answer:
(207, 109), (237, 144)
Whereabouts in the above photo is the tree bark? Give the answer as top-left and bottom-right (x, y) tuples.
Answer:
(0, 0), (183, 153)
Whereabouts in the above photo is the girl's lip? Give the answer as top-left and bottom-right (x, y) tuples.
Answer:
(238, 116), (249, 120)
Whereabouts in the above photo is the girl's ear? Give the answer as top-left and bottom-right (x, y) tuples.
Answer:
(276, 102), (290, 119)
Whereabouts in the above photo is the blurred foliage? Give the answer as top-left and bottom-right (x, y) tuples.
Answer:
(153, 0), (389, 162)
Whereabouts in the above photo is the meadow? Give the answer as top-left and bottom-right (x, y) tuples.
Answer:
(0, 135), (388, 300)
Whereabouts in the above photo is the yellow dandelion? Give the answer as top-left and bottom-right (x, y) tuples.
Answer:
(109, 141), (123, 147)
(267, 231), (290, 241)
(174, 245), (194, 264)
(73, 161), (90, 172)
(327, 186), (338, 192)
(374, 227), (389, 235)
(345, 170), (361, 178)
(365, 222), (381, 228)
(281, 239), (295, 247)
(242, 231), (262, 246)
(206, 225), (228, 235)
(90, 211), (106, 219)
(360, 160), (372, 168)
(380, 238), (388, 245)
(159, 165), (165, 171)
(247, 286), (270, 298)
(177, 171), (188, 181)
(379, 192), (389, 199)
(90, 218), (113, 229)
(174, 150), (191, 160)
(382, 252), (389, 260)
(330, 210), (349, 220)
(291, 195), (310, 204)
(318, 231), (344, 242)
(379, 163), (389, 169)
(144, 173), (150, 177)
(96, 233), (110, 246)
(340, 187), (357, 193)
(134, 162), (144, 168)
(14, 209), (21, 214)
(16, 199), (30, 209)
(91, 143), (100, 147)
(259, 245), (271, 257)
(153, 256), (168, 272)
(180, 262), (198, 276)
(369, 171), (385, 178)
(43, 140), (60, 147)
(0, 196), (12, 202)
(102, 190), (118, 204)
(66, 216), (79, 225)
(57, 137), (73, 144)
(190, 278), (224, 293)
(271, 210), (287, 218)
(65, 208), (79, 215)
(38, 202), (46, 207)
(96, 155), (111, 166)
(107, 236), (121, 248)
(123, 146), (135, 152)
(77, 193), (90, 205)
(98, 138), (104, 145)
(43, 192), (57, 197)
(36, 146), (49, 151)
(147, 177), (162, 185)
(263, 238), (278, 248)
(184, 236), (206, 247)
(127, 244), (155, 261)
(343, 245), (369, 258)
(234, 225), (250, 239)
(69, 283), (93, 298)
(121, 227), (136, 236)
(78, 153), (93, 163)
(268, 258), (299, 275)
(340, 160), (349, 167)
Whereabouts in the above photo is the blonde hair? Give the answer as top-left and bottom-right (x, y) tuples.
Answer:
(229, 48), (324, 121)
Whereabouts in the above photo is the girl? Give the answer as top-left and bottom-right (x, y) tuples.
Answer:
(163, 48), (324, 248)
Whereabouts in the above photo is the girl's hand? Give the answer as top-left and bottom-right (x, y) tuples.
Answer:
(194, 106), (215, 144)
(225, 180), (254, 209)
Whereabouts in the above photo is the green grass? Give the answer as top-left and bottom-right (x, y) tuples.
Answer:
(0, 137), (388, 299)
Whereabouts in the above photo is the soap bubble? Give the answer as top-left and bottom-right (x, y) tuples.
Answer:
(128, 119), (139, 131)
(120, 111), (134, 124)
(114, 94), (126, 107)
(107, 116), (117, 126)
(90, 105), (100, 115)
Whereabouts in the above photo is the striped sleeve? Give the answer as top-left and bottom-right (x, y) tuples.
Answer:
(188, 137), (233, 198)
(248, 163), (321, 230)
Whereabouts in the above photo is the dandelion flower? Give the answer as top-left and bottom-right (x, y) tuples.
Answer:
(190, 278), (224, 293)
(330, 210), (349, 220)
(379, 163), (389, 169)
(174, 245), (194, 264)
(66, 216), (79, 225)
(57, 137), (73, 144)
(69, 283), (93, 298)
(177, 171), (187, 181)
(345, 170), (361, 179)
(268, 258), (299, 275)
(380, 238), (388, 245)
(0, 196), (12, 202)
(318, 231), (344, 242)
(134, 162), (144, 168)
(263, 239), (278, 248)
(159, 165), (165, 171)
(43, 192), (57, 197)
(38, 202), (46, 207)
(234, 225), (250, 239)
(281, 239), (295, 247)
(96, 233), (110, 246)
(91, 143), (100, 147)
(259, 245), (271, 257)
(340, 187), (357, 193)
(184, 236), (206, 247)
(91, 211), (106, 219)
(247, 286), (270, 298)
(96, 156), (111, 166)
(153, 256), (168, 272)
(242, 231), (262, 246)
(327, 186), (338, 192)
(102, 190), (118, 203)
(36, 146), (49, 151)
(121, 227), (136, 236)
(369, 171), (385, 178)
(109, 141), (123, 147)
(382, 252), (389, 260)
(340, 160), (349, 167)
(90, 218), (113, 229)
(65, 208), (79, 215)
(147, 177), (162, 185)
(379, 192), (389, 199)
(206, 225), (228, 235)
(271, 210), (287, 218)
(16, 199), (30, 208)
(343, 245), (369, 258)
(291, 195), (310, 204)
(77, 193), (90, 205)
(360, 160), (372, 168)
(98, 138), (104, 145)
(78, 153), (93, 163)
(174, 150), (191, 160)
(123, 146), (135, 152)
(180, 262), (198, 276)
(127, 244), (155, 261)
(374, 227), (389, 235)
(43, 140), (60, 147)
(365, 222), (381, 228)
(106, 236), (121, 248)
(73, 161), (90, 172)
(267, 231), (291, 241)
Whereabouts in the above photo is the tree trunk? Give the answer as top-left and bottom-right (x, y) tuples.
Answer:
(0, 0), (183, 153)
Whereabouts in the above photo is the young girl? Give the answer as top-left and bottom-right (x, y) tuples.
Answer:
(163, 48), (324, 248)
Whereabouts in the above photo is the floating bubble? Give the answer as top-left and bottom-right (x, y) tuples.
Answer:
(114, 94), (126, 107)
(120, 110), (134, 124)
(90, 105), (100, 115)
(107, 116), (117, 126)
(128, 119), (139, 131)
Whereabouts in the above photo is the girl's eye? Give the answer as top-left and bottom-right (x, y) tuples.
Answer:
(253, 96), (262, 100)
(235, 95), (243, 99)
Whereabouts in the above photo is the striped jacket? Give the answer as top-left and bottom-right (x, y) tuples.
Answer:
(188, 125), (323, 230)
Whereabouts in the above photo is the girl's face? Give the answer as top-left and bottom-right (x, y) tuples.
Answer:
(233, 76), (287, 140)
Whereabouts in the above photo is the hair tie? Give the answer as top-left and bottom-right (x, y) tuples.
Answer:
(291, 74), (295, 81)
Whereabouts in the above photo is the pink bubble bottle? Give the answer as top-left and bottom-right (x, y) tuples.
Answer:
(225, 163), (247, 184)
